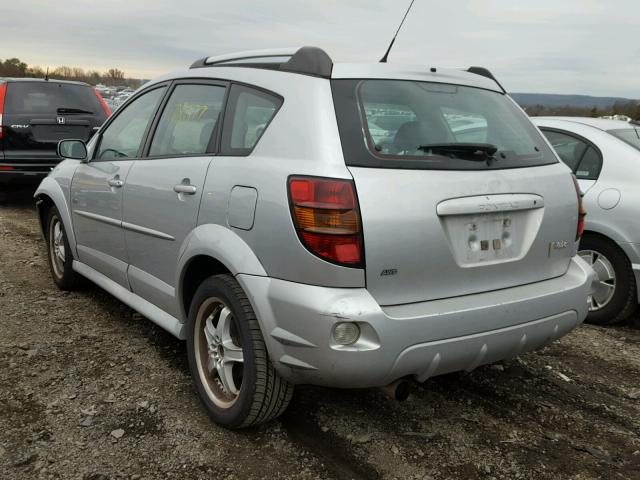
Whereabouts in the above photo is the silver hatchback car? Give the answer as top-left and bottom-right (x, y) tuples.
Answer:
(35, 47), (595, 428)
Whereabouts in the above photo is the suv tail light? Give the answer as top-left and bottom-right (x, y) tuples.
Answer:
(0, 82), (7, 140)
(572, 175), (586, 240)
(93, 88), (112, 116)
(288, 176), (364, 268)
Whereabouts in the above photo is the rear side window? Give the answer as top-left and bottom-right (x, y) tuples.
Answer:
(542, 130), (587, 170)
(96, 87), (165, 160)
(608, 128), (640, 152)
(332, 79), (557, 170)
(541, 129), (602, 180)
(221, 85), (282, 155)
(5, 82), (101, 115)
(576, 147), (602, 179)
(149, 84), (226, 157)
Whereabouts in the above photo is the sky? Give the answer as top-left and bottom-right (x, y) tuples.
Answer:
(1, 0), (639, 97)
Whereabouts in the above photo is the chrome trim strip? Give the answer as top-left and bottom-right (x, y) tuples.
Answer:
(437, 194), (544, 216)
(75, 210), (121, 228)
(122, 221), (175, 241)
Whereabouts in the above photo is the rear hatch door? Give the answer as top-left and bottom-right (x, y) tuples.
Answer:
(349, 165), (577, 305)
(332, 78), (579, 306)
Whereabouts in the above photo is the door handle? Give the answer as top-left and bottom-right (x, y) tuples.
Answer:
(173, 183), (197, 195)
(108, 177), (124, 188)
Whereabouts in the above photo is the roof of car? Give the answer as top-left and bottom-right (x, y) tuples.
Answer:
(0, 77), (90, 86)
(330, 63), (502, 91)
(533, 116), (634, 131)
(187, 46), (505, 93)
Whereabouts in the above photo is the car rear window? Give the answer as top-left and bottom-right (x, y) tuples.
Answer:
(5, 81), (101, 115)
(608, 128), (640, 152)
(332, 79), (558, 170)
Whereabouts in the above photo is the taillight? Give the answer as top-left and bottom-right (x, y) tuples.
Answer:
(93, 88), (111, 117)
(0, 82), (7, 140)
(288, 176), (364, 267)
(572, 175), (586, 240)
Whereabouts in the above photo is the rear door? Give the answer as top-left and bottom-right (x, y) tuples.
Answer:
(332, 79), (580, 306)
(2, 81), (108, 168)
(71, 85), (167, 288)
(122, 81), (226, 316)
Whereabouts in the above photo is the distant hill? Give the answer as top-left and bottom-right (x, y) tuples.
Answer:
(511, 93), (636, 109)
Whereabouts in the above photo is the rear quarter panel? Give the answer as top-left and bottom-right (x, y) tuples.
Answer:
(196, 71), (364, 288)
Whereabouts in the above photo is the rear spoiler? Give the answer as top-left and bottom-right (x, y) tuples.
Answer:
(466, 67), (506, 94)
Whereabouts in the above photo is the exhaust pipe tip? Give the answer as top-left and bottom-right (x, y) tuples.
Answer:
(380, 379), (411, 402)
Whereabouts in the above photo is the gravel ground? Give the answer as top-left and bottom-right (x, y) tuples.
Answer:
(1, 190), (640, 480)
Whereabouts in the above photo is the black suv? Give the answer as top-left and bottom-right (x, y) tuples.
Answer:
(0, 78), (110, 189)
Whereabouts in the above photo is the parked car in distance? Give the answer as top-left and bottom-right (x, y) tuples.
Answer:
(0, 78), (110, 190)
(533, 117), (640, 324)
(35, 47), (595, 428)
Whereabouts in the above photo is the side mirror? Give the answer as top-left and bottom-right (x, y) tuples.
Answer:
(57, 139), (88, 161)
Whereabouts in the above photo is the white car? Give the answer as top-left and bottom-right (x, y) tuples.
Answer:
(533, 117), (640, 324)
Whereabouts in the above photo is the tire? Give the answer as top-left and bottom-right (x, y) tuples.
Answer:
(46, 206), (82, 291)
(186, 274), (293, 428)
(579, 234), (637, 325)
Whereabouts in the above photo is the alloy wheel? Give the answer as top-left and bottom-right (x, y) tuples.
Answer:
(48, 216), (66, 279)
(194, 297), (245, 408)
(579, 249), (616, 311)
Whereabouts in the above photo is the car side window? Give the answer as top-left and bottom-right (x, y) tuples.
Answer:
(221, 85), (282, 155)
(149, 84), (226, 157)
(575, 146), (602, 180)
(95, 87), (165, 160)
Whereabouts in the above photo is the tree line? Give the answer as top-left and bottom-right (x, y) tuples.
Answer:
(0, 57), (141, 87)
(518, 101), (640, 120)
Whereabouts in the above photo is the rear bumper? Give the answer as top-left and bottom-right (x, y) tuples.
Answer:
(0, 171), (50, 186)
(0, 162), (58, 185)
(239, 255), (596, 388)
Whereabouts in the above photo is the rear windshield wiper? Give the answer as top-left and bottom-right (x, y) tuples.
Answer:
(56, 107), (94, 114)
(418, 143), (499, 162)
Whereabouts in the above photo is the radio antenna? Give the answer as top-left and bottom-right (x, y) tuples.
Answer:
(380, 0), (415, 63)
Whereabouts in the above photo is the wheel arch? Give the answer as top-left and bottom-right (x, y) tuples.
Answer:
(176, 224), (267, 321)
(34, 177), (78, 259)
(583, 217), (631, 245)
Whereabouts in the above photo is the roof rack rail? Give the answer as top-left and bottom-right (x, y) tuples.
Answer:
(466, 66), (506, 93)
(190, 46), (333, 78)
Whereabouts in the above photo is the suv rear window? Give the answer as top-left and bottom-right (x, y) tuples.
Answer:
(332, 79), (557, 170)
(5, 81), (101, 115)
